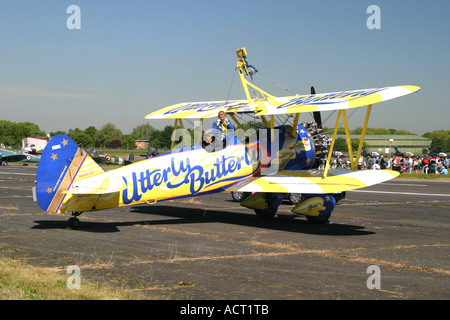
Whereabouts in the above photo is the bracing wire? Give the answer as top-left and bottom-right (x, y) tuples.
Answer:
(254, 73), (319, 124)
(255, 73), (298, 96)
(311, 107), (361, 138)
(225, 68), (237, 105)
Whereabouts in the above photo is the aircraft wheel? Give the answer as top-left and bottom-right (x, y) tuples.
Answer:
(305, 214), (331, 224)
(288, 193), (302, 205)
(231, 191), (250, 202)
(67, 217), (80, 229)
(231, 191), (244, 202)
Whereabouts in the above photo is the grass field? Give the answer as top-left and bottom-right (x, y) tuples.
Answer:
(0, 256), (139, 300)
(393, 172), (450, 180)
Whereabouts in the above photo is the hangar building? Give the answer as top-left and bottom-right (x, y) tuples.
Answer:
(335, 134), (431, 156)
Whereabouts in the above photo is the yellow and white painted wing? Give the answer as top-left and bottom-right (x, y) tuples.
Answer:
(255, 85), (420, 116)
(145, 85), (419, 119)
(145, 99), (248, 119)
(232, 169), (399, 194)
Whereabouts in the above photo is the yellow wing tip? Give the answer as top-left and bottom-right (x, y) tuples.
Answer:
(401, 85), (421, 92)
(389, 170), (401, 178)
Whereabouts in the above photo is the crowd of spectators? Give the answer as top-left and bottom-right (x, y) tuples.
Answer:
(390, 155), (448, 174)
(330, 154), (449, 174)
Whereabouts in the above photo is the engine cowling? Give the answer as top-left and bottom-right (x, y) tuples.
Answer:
(282, 121), (331, 170)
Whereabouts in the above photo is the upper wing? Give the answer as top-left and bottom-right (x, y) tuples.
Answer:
(145, 99), (248, 119)
(255, 85), (420, 116)
(229, 169), (399, 194)
(145, 85), (419, 119)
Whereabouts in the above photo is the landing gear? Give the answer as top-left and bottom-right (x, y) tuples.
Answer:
(291, 194), (336, 224)
(67, 212), (82, 229)
(254, 193), (283, 218)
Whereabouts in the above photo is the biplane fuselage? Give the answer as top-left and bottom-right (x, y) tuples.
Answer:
(74, 143), (260, 212)
(35, 123), (312, 214)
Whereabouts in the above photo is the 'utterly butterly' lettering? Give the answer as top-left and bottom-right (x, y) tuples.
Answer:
(121, 154), (252, 205)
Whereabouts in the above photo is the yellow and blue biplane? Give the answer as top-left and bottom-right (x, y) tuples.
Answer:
(34, 48), (420, 228)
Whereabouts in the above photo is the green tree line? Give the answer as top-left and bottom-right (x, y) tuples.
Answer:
(1, 120), (449, 153)
(322, 126), (414, 136)
(0, 120), (46, 147)
(0, 121), (177, 150)
(61, 123), (177, 150)
(422, 130), (450, 154)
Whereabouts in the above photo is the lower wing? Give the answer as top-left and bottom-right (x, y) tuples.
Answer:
(230, 169), (399, 194)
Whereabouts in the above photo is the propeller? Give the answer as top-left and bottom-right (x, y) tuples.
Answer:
(311, 86), (322, 129)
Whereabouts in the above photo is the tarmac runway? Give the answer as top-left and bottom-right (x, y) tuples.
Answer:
(0, 164), (449, 300)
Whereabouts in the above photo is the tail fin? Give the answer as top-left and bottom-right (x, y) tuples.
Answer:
(35, 135), (104, 213)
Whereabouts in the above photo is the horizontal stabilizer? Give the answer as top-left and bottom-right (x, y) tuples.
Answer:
(63, 176), (126, 195)
(230, 169), (399, 194)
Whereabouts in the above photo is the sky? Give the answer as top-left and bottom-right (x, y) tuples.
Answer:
(1, 0), (449, 136)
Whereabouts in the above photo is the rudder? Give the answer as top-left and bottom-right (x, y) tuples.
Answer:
(35, 135), (104, 213)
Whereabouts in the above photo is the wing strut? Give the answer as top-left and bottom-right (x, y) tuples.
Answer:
(322, 104), (372, 178)
(236, 47), (277, 137)
(353, 104), (372, 169)
(170, 118), (191, 150)
(342, 110), (354, 167)
(236, 48), (274, 106)
(323, 110), (343, 179)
